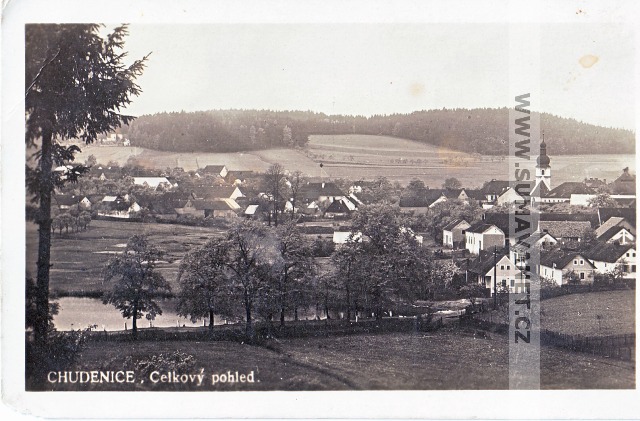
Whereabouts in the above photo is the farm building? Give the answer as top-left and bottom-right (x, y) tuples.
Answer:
(464, 222), (505, 255)
(467, 250), (520, 295)
(538, 220), (592, 244)
(539, 250), (596, 285)
(595, 216), (636, 238)
(597, 207), (637, 227)
(609, 167), (636, 195)
(192, 199), (239, 218)
(300, 182), (346, 204)
(191, 185), (244, 201)
(442, 219), (471, 249)
(53, 194), (91, 211)
(585, 243), (637, 279)
(200, 165), (228, 178)
(597, 226), (635, 245)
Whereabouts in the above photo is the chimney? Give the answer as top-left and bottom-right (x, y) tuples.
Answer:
(623, 167), (629, 175)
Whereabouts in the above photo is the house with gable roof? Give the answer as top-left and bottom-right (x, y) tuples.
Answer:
(539, 249), (596, 285)
(585, 243), (636, 279)
(464, 221), (506, 255)
(442, 219), (471, 249)
(467, 249), (520, 295)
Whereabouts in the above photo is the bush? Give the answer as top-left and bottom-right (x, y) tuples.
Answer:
(25, 329), (90, 390)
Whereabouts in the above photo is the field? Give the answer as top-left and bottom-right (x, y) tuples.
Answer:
(48, 330), (634, 391)
(71, 135), (635, 187)
(26, 220), (228, 296)
(541, 290), (636, 336)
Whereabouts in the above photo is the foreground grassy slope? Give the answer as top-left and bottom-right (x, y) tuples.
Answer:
(50, 330), (634, 391)
(541, 290), (635, 336)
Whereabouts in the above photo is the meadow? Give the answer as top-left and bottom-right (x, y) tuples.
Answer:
(49, 330), (634, 391)
(72, 135), (635, 188)
(26, 220), (227, 296)
(541, 289), (636, 336)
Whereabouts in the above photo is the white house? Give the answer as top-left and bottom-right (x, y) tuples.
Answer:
(586, 243), (637, 279)
(539, 250), (597, 285)
(464, 222), (505, 255)
(442, 219), (471, 249)
(468, 251), (521, 295)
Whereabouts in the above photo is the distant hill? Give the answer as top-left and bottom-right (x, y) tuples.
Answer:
(121, 108), (635, 156)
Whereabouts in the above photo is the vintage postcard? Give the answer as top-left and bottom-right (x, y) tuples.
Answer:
(2, 0), (639, 419)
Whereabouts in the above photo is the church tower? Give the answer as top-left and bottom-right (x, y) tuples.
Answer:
(535, 134), (551, 190)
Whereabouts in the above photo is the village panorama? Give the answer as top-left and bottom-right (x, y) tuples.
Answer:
(23, 25), (636, 393)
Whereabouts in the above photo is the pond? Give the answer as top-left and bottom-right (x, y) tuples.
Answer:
(52, 297), (335, 331)
(52, 297), (231, 331)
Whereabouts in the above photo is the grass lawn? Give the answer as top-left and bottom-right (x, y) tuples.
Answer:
(541, 289), (635, 336)
(26, 220), (228, 296)
(47, 330), (634, 391)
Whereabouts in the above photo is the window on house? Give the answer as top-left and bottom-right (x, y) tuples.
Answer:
(574, 260), (577, 265)
(626, 253), (630, 257)
(510, 279), (515, 287)
(500, 265), (505, 270)
(580, 272), (585, 280)
(632, 252), (636, 257)
(501, 280), (506, 287)
(580, 259), (584, 265)
(507, 266), (511, 270)
(632, 265), (636, 273)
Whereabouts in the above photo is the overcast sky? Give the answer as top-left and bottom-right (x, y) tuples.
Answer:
(120, 23), (635, 130)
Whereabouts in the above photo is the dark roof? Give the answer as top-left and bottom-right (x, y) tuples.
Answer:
(597, 225), (634, 243)
(399, 189), (445, 207)
(443, 219), (470, 231)
(463, 189), (485, 200)
(324, 200), (351, 215)
(191, 186), (237, 200)
(598, 207), (637, 227)
(482, 213), (510, 234)
(539, 221), (591, 239)
(539, 212), (599, 228)
(481, 180), (510, 196)
(613, 198), (636, 207)
(193, 200), (235, 211)
(585, 242), (634, 263)
(87, 194), (104, 204)
(530, 182), (550, 198)
(467, 249), (510, 274)
(540, 250), (593, 269)
(301, 182), (345, 201)
(546, 182), (595, 199)
(201, 165), (226, 174)
(609, 167), (636, 194)
(466, 221), (503, 235)
(54, 194), (83, 206)
(226, 170), (256, 180)
(443, 188), (463, 199)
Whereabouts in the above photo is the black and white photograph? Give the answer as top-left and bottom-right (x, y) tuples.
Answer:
(2, 0), (639, 419)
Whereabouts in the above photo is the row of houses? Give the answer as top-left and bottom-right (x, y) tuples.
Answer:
(466, 242), (636, 294)
(399, 166), (635, 212)
(53, 179), (361, 221)
(452, 208), (637, 294)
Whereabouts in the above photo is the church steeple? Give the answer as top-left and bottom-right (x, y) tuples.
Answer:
(535, 132), (551, 190)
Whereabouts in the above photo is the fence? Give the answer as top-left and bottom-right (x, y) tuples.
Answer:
(461, 317), (635, 361)
(540, 330), (635, 361)
(86, 316), (437, 343)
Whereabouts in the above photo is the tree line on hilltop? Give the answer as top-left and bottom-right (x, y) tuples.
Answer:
(119, 108), (635, 155)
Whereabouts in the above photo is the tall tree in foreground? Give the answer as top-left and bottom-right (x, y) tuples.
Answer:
(225, 221), (278, 338)
(103, 235), (171, 338)
(26, 24), (148, 345)
(176, 238), (229, 330)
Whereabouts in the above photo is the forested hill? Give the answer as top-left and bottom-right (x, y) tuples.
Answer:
(121, 108), (635, 155)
